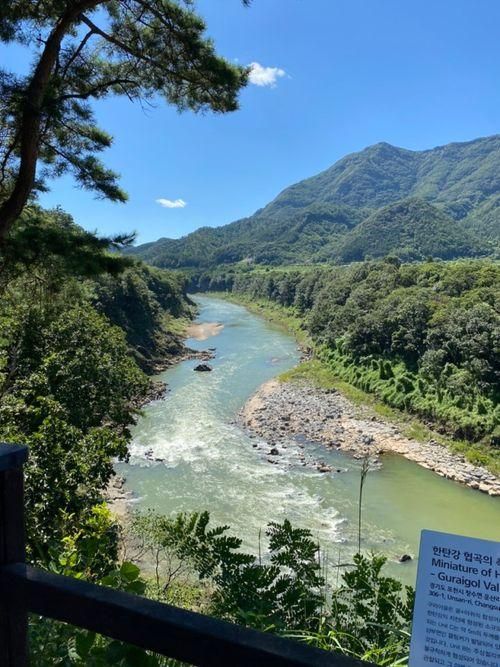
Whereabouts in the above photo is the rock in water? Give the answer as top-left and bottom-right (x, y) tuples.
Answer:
(194, 363), (213, 372)
(399, 554), (412, 563)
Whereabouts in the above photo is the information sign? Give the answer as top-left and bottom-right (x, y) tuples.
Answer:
(410, 530), (500, 667)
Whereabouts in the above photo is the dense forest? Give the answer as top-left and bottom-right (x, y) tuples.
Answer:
(0, 206), (193, 565)
(128, 135), (500, 268)
(191, 259), (500, 458)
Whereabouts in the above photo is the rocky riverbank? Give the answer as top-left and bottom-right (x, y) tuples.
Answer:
(106, 474), (132, 520)
(239, 379), (500, 497)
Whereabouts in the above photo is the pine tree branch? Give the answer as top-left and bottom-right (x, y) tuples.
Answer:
(80, 13), (230, 109)
(58, 78), (139, 102)
(79, 15), (187, 79)
(60, 29), (97, 81)
(0, 0), (103, 241)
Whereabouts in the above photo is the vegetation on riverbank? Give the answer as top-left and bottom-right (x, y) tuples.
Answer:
(0, 212), (416, 665)
(192, 258), (500, 475)
(281, 360), (500, 477)
(0, 4), (449, 663)
(206, 290), (313, 346)
(31, 510), (415, 666)
(0, 206), (193, 565)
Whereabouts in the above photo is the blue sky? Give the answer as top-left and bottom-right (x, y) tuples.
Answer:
(3, 0), (500, 243)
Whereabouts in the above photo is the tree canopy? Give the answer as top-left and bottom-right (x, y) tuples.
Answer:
(193, 259), (500, 448)
(0, 204), (193, 559)
(0, 1), (248, 239)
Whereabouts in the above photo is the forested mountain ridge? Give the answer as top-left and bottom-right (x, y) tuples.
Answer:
(129, 135), (500, 267)
(260, 135), (500, 216)
(334, 198), (485, 262)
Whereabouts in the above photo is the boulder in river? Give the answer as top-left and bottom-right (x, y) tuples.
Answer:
(269, 447), (280, 456)
(194, 363), (213, 372)
(399, 554), (412, 563)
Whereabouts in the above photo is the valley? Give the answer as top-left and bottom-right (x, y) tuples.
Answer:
(117, 296), (500, 588)
(3, 2), (499, 663)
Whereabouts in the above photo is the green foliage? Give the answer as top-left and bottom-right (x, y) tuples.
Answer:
(29, 560), (177, 666)
(92, 264), (193, 372)
(129, 136), (500, 268)
(30, 511), (415, 666)
(131, 511), (325, 633)
(15, 304), (148, 431)
(0, 298), (144, 558)
(1, 205), (134, 283)
(125, 512), (413, 665)
(210, 519), (325, 632)
(293, 554), (414, 665)
(330, 554), (414, 657)
(198, 259), (500, 449)
(0, 206), (192, 562)
(336, 198), (484, 263)
(0, 1), (247, 236)
(48, 504), (120, 581)
(129, 510), (237, 600)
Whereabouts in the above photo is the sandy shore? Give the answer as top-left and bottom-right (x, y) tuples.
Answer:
(240, 379), (500, 497)
(186, 321), (224, 341)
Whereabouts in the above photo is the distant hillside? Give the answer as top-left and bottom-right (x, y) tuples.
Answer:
(335, 198), (485, 262)
(129, 135), (500, 267)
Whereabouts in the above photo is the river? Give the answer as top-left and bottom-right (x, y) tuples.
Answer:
(116, 296), (500, 584)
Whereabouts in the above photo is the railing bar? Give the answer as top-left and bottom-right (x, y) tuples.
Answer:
(0, 447), (29, 667)
(0, 444), (28, 473)
(0, 563), (374, 667)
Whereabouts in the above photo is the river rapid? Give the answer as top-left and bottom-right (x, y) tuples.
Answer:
(116, 296), (500, 584)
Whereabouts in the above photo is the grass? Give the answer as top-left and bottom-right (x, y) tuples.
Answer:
(280, 360), (370, 401)
(164, 314), (193, 337)
(205, 293), (500, 478)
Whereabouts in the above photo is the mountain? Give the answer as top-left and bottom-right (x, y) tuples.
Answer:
(334, 198), (482, 263)
(128, 136), (500, 268)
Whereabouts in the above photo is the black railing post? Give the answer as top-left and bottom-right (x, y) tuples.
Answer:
(0, 443), (29, 667)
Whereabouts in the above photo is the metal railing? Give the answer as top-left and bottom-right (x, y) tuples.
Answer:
(0, 444), (374, 666)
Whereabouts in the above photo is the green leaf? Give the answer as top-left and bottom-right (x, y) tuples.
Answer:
(120, 561), (140, 581)
(75, 630), (96, 658)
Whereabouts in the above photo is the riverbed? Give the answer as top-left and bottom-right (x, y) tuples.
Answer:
(116, 296), (500, 584)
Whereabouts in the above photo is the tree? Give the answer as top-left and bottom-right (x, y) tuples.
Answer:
(0, 1), (249, 239)
(0, 205), (134, 286)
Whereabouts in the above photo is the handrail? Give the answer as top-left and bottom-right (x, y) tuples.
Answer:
(0, 443), (375, 666)
(0, 562), (371, 666)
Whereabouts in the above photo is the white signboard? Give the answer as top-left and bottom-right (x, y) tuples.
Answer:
(410, 530), (500, 667)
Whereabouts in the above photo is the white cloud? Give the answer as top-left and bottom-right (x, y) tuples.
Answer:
(155, 198), (187, 209)
(248, 62), (286, 87)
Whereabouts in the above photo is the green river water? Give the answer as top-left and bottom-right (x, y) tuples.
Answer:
(117, 296), (500, 584)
